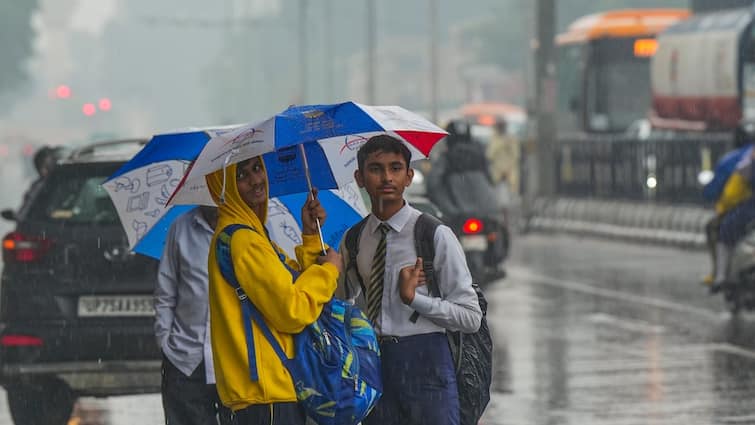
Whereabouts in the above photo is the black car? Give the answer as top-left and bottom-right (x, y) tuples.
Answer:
(0, 139), (160, 425)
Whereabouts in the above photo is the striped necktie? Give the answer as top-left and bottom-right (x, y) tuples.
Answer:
(367, 223), (390, 327)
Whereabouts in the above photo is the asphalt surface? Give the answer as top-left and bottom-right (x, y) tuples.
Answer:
(481, 233), (755, 425)
(2, 233), (755, 424)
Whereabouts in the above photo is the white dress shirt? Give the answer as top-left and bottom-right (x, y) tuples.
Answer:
(339, 203), (482, 336)
(154, 208), (216, 383)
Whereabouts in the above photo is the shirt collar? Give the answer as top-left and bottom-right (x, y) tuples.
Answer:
(191, 208), (215, 234)
(366, 201), (415, 235)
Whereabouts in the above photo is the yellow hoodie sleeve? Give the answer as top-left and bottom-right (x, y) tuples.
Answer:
(716, 172), (753, 215)
(269, 234), (328, 272)
(294, 234), (329, 270)
(231, 229), (338, 334)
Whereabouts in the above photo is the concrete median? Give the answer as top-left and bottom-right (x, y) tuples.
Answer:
(527, 197), (709, 249)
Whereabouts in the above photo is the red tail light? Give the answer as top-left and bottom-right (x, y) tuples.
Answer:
(1, 334), (43, 347)
(462, 218), (484, 234)
(2, 232), (53, 263)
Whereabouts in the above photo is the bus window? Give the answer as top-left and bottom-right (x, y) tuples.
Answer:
(557, 44), (584, 133)
(586, 38), (654, 132)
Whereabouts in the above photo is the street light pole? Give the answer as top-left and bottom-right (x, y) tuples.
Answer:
(324, 0), (333, 102)
(299, 0), (308, 104)
(366, 0), (376, 104)
(533, 0), (556, 198)
(429, 0), (439, 124)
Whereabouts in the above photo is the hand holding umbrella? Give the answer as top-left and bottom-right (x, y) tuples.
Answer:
(301, 187), (327, 255)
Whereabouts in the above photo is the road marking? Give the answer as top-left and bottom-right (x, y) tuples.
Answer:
(587, 312), (665, 334)
(506, 266), (755, 360)
(712, 343), (755, 360)
(507, 266), (722, 321)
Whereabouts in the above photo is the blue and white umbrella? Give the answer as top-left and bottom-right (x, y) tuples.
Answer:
(166, 101), (447, 206)
(104, 102), (445, 258)
(102, 126), (369, 259)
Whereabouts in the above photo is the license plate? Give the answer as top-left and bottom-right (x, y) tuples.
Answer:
(460, 235), (487, 251)
(77, 295), (155, 317)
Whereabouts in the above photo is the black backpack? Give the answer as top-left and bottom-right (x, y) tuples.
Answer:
(344, 213), (492, 425)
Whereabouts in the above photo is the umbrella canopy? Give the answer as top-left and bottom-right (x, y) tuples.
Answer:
(102, 126), (368, 259)
(103, 102), (445, 258)
(167, 101), (447, 206)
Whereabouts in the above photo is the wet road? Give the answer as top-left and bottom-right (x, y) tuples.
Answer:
(2, 233), (755, 424)
(481, 234), (755, 425)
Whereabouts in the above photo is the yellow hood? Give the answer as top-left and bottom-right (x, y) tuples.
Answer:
(206, 158), (268, 234)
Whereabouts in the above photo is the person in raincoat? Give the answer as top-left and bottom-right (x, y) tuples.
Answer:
(701, 143), (753, 287)
(486, 119), (520, 195)
(711, 150), (755, 292)
(205, 156), (342, 425)
(701, 122), (754, 289)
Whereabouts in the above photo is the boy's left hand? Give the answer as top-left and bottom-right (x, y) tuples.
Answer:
(301, 188), (326, 235)
(399, 257), (426, 305)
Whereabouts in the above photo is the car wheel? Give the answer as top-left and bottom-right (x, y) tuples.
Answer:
(7, 377), (76, 425)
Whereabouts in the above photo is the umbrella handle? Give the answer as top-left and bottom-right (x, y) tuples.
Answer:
(299, 144), (328, 255)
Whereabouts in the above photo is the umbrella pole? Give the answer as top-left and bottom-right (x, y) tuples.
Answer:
(299, 144), (328, 255)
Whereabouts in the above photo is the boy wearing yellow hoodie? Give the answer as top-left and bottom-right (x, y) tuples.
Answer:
(205, 156), (342, 424)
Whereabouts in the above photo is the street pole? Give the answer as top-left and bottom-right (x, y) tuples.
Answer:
(299, 0), (308, 104)
(532, 0), (556, 198)
(366, 0), (376, 104)
(429, 0), (439, 124)
(324, 0), (334, 102)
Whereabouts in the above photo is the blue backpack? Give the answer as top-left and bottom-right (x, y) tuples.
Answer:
(215, 224), (382, 425)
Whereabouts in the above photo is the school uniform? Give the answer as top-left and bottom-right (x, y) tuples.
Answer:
(155, 208), (232, 425)
(339, 203), (482, 425)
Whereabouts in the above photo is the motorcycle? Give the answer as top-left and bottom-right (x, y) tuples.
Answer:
(442, 171), (509, 285)
(449, 213), (508, 284)
(720, 225), (755, 314)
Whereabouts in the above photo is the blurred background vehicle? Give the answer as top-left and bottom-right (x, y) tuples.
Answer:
(0, 139), (160, 425)
(556, 8), (691, 136)
(459, 102), (528, 143)
(651, 7), (755, 133)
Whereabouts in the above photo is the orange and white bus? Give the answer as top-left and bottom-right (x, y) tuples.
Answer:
(556, 9), (690, 134)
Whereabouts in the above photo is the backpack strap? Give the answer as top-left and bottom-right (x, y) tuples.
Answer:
(343, 216), (370, 299)
(215, 224), (293, 382)
(409, 213), (443, 323)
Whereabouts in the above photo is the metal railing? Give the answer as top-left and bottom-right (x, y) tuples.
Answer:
(553, 133), (731, 205)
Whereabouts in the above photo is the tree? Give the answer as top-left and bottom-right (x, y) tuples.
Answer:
(0, 1), (39, 107)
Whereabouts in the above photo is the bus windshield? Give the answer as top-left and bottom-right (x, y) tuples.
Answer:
(586, 38), (653, 133)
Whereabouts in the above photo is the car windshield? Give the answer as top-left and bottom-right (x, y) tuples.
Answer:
(27, 165), (120, 225)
